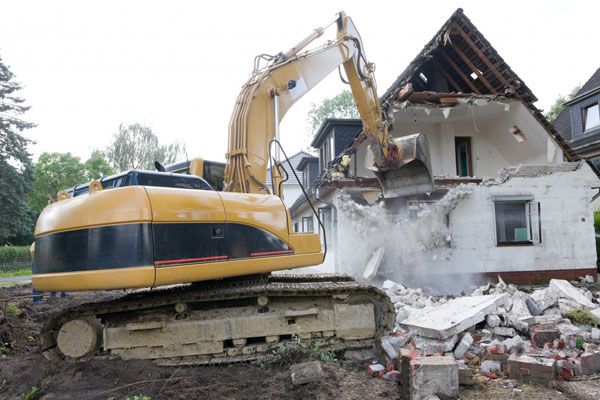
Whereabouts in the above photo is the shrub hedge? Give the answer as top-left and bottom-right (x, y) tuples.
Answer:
(0, 246), (31, 273)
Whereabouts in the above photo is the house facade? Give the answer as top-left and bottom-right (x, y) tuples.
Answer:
(554, 68), (600, 164)
(290, 9), (598, 284)
(265, 150), (312, 210)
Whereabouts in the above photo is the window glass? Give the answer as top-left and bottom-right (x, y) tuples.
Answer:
(302, 217), (314, 232)
(495, 201), (527, 243)
(583, 104), (600, 131)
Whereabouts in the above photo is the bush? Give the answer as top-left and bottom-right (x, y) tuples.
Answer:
(595, 211), (600, 232)
(0, 246), (31, 273)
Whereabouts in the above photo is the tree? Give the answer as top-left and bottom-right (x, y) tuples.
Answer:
(105, 123), (185, 171)
(0, 54), (35, 245)
(28, 151), (114, 214)
(545, 86), (580, 122)
(307, 90), (359, 135)
(29, 153), (84, 214)
(83, 150), (114, 180)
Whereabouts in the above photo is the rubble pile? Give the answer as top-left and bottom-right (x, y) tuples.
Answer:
(360, 277), (600, 399)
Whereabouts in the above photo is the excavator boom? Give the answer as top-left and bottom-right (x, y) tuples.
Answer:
(225, 11), (433, 198)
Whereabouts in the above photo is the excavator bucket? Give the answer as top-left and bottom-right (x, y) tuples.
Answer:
(375, 133), (434, 198)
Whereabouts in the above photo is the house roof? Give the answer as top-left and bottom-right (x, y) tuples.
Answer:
(572, 67), (600, 100)
(311, 118), (362, 148)
(297, 156), (318, 171)
(265, 150), (312, 187)
(554, 67), (600, 144)
(379, 8), (576, 161)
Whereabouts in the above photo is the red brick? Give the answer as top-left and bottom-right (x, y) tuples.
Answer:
(508, 355), (556, 385)
(530, 325), (560, 348)
(580, 352), (600, 375)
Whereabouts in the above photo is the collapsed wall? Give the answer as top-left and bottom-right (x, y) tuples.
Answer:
(334, 162), (598, 293)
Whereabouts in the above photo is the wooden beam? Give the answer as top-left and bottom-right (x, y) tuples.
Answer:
(449, 43), (497, 93)
(438, 50), (481, 94)
(430, 59), (463, 93)
(450, 23), (520, 99)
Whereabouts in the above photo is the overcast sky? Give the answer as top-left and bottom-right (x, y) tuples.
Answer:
(1, 0), (599, 164)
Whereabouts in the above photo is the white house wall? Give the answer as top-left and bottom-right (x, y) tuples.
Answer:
(436, 163), (597, 277)
(382, 101), (564, 178)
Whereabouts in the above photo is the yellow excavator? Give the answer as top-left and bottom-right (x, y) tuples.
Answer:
(32, 12), (432, 364)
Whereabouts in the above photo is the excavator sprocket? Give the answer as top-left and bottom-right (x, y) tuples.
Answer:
(40, 274), (395, 366)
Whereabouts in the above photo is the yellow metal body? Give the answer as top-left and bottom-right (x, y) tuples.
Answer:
(33, 186), (322, 291)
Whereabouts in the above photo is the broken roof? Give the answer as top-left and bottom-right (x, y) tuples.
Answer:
(379, 8), (576, 161)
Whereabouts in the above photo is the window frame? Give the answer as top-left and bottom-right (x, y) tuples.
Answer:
(454, 136), (473, 177)
(582, 103), (600, 132)
(301, 216), (314, 233)
(493, 196), (541, 247)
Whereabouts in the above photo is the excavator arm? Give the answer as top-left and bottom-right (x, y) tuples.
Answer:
(225, 11), (433, 198)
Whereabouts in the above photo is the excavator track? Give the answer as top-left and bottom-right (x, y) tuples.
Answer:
(40, 274), (395, 366)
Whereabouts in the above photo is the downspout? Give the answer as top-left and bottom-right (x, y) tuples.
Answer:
(315, 188), (339, 273)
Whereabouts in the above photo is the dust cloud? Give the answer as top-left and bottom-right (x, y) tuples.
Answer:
(335, 185), (483, 294)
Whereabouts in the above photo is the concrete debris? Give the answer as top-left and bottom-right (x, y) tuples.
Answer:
(400, 294), (509, 339)
(507, 355), (556, 384)
(453, 333), (473, 359)
(485, 314), (501, 328)
(363, 246), (385, 280)
(289, 361), (326, 385)
(480, 360), (502, 374)
(366, 363), (386, 377)
(358, 274), (600, 390)
(549, 279), (596, 309)
(403, 356), (459, 400)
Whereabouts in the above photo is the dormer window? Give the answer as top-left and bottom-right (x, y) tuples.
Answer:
(582, 103), (600, 132)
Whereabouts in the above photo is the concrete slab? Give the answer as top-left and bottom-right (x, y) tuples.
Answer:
(549, 279), (596, 308)
(406, 356), (459, 400)
(400, 294), (509, 339)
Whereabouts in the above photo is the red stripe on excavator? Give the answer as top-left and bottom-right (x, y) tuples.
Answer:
(155, 255), (229, 265)
(249, 250), (294, 257)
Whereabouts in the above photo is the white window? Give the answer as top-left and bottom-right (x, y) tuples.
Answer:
(583, 103), (600, 132)
(302, 216), (314, 232)
(493, 196), (541, 246)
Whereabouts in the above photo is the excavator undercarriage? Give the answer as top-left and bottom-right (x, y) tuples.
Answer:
(41, 274), (395, 365)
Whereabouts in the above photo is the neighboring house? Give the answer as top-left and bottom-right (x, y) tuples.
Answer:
(554, 68), (600, 165)
(290, 8), (599, 283)
(265, 150), (313, 210)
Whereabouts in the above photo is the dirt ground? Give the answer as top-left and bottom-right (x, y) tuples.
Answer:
(0, 284), (594, 400)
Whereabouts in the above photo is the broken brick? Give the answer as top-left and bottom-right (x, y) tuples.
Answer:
(507, 355), (556, 385)
(579, 351), (600, 375)
(529, 324), (560, 348)
(366, 363), (385, 377)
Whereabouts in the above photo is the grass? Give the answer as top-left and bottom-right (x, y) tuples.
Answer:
(0, 268), (31, 278)
(563, 309), (597, 326)
(252, 342), (337, 367)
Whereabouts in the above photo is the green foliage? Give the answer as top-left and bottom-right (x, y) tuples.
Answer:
(563, 309), (597, 326)
(124, 396), (152, 400)
(594, 212), (600, 232)
(29, 152), (83, 213)
(0, 268), (31, 278)
(307, 90), (359, 135)
(28, 151), (114, 214)
(6, 302), (22, 317)
(0, 246), (30, 273)
(84, 150), (115, 180)
(253, 342), (337, 367)
(105, 123), (184, 171)
(545, 86), (580, 122)
(0, 53), (35, 245)
(21, 387), (41, 400)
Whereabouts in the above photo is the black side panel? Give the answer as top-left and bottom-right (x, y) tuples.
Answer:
(34, 224), (154, 274)
(153, 223), (228, 264)
(227, 224), (291, 259)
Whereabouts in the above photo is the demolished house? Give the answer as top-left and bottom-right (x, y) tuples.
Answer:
(290, 8), (599, 286)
